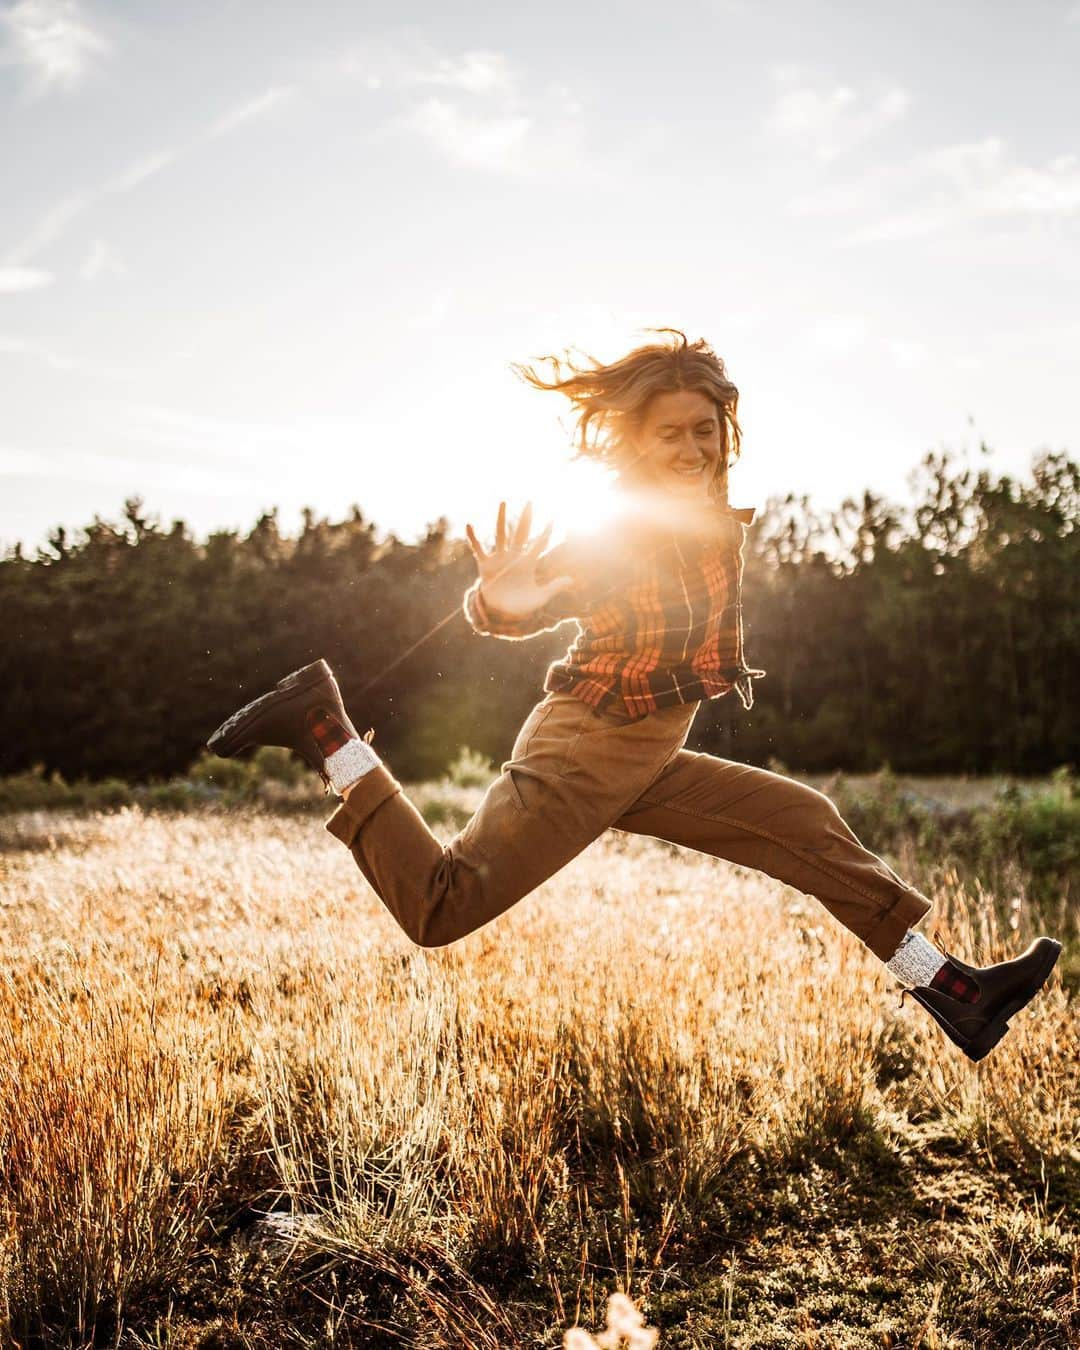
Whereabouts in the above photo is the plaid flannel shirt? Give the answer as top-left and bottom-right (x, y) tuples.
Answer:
(463, 503), (766, 717)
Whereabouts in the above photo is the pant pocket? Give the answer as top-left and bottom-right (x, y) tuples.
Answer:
(510, 701), (553, 761)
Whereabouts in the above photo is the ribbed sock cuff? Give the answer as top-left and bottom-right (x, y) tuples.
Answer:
(324, 738), (380, 794)
(885, 930), (947, 987)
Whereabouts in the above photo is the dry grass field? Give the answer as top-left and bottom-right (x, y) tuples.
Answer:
(0, 797), (1076, 1348)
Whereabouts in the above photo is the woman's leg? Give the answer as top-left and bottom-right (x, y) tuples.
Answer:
(612, 749), (932, 961)
(324, 695), (698, 948)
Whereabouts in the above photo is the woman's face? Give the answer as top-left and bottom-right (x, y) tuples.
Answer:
(626, 388), (726, 503)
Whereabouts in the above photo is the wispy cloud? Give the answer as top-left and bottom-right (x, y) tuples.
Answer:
(413, 49), (514, 96)
(0, 264), (54, 292)
(338, 37), (514, 94)
(4, 80), (292, 268)
(342, 36), (587, 178)
(4, 150), (176, 266)
(79, 238), (124, 280)
(209, 84), (297, 138)
(0, 0), (110, 92)
(406, 98), (532, 172)
(792, 136), (1080, 242)
(107, 148), (177, 193)
(768, 65), (909, 162)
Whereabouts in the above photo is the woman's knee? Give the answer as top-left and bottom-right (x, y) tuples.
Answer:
(767, 771), (848, 833)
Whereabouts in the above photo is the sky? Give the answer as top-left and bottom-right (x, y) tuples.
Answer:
(2, 0), (1079, 555)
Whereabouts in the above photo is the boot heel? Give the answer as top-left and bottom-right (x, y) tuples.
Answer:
(276, 659), (332, 692)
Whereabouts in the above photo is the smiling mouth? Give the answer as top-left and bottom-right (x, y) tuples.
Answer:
(669, 460), (709, 478)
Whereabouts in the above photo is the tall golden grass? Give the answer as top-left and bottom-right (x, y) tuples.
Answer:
(0, 803), (1076, 1346)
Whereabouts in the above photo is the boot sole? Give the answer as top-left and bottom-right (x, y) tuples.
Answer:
(912, 938), (1061, 1062)
(206, 660), (333, 759)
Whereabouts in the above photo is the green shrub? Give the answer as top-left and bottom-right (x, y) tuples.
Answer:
(139, 781), (204, 810)
(251, 745), (308, 786)
(826, 766), (939, 855)
(0, 766), (75, 811)
(187, 751), (257, 795)
(85, 778), (136, 809)
(974, 767), (1078, 903)
(417, 795), (472, 830)
(443, 747), (496, 789)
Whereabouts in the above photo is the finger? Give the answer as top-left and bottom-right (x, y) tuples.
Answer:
(512, 500), (533, 549)
(495, 501), (507, 552)
(465, 524), (487, 561)
(537, 575), (575, 604)
(528, 522), (553, 556)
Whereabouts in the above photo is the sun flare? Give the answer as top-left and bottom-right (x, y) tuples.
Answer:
(525, 458), (623, 544)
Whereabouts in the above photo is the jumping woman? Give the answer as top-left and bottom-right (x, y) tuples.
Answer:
(207, 330), (1059, 1062)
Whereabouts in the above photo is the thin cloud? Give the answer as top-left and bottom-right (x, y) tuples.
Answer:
(414, 49), (514, 96)
(0, 264), (54, 292)
(339, 37), (516, 96)
(768, 66), (909, 161)
(4, 77), (298, 269)
(341, 36), (589, 178)
(106, 148), (177, 193)
(1, 0), (110, 92)
(79, 238), (125, 280)
(407, 97), (532, 172)
(209, 84), (297, 138)
(788, 135), (1080, 241)
(5, 150), (176, 266)
(857, 140), (1080, 242)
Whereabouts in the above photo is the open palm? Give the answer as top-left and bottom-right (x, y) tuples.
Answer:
(465, 501), (574, 620)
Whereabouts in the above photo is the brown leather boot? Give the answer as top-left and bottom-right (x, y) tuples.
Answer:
(206, 659), (357, 788)
(906, 936), (1061, 1062)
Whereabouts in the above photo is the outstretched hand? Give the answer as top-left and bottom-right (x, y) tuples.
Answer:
(465, 501), (575, 620)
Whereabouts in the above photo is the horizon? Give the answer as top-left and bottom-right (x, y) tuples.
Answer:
(11, 435), (1057, 563)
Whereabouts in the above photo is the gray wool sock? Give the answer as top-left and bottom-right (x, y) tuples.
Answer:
(885, 930), (948, 987)
(324, 738), (380, 795)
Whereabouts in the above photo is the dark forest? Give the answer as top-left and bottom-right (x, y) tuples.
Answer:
(2, 447), (1076, 783)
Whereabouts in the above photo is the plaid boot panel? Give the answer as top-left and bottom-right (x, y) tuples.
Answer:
(928, 962), (981, 1004)
(306, 708), (356, 758)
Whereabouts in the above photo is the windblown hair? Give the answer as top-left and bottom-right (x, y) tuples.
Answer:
(511, 329), (742, 481)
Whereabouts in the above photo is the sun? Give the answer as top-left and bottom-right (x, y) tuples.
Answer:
(527, 457), (623, 544)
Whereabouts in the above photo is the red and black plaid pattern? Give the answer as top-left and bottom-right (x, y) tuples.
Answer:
(464, 505), (765, 717)
(306, 707), (354, 758)
(929, 961), (981, 1003)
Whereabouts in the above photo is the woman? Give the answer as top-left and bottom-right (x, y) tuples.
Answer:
(207, 330), (1059, 1062)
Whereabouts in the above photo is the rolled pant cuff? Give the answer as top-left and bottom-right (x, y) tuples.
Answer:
(324, 766), (402, 847)
(862, 888), (934, 963)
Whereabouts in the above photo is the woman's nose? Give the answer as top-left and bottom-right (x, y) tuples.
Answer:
(676, 433), (698, 458)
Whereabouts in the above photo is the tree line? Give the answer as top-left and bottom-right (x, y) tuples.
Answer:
(1, 447), (1076, 783)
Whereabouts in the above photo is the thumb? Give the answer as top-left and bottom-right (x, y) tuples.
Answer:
(537, 575), (575, 604)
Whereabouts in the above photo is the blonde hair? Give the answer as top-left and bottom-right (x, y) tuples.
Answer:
(512, 328), (743, 481)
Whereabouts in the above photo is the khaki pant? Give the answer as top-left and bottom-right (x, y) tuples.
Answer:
(325, 692), (931, 962)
